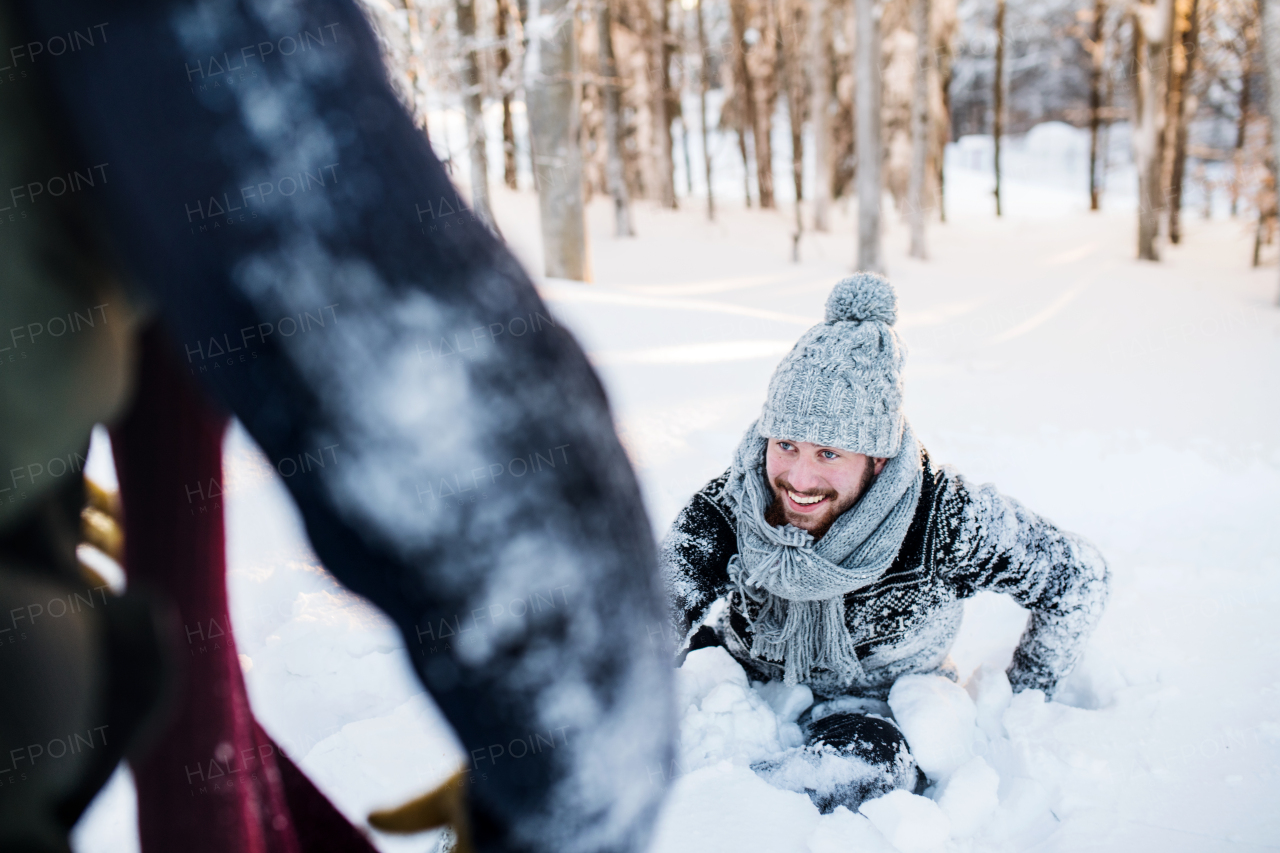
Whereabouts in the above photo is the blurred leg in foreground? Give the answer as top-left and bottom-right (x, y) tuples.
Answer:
(3, 0), (675, 850)
(113, 326), (380, 853)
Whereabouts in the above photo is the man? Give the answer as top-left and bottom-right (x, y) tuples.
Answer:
(661, 273), (1109, 811)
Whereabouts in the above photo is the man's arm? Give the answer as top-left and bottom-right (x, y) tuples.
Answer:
(934, 469), (1110, 696)
(659, 474), (739, 656)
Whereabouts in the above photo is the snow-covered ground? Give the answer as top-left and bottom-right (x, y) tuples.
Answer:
(75, 128), (1280, 852)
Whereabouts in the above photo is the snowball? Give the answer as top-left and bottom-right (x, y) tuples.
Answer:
(964, 663), (1013, 740)
(888, 674), (977, 779)
(677, 647), (750, 710)
(677, 649), (785, 771)
(680, 682), (782, 771)
(756, 680), (815, 724)
(859, 790), (951, 853)
(934, 756), (1000, 838)
(807, 807), (897, 853)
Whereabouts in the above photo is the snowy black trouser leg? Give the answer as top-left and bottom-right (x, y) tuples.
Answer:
(751, 709), (925, 814)
(803, 711), (926, 794)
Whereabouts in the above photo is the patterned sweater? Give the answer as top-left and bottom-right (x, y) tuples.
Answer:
(660, 451), (1110, 700)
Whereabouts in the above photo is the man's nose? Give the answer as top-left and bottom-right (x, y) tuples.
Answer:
(787, 456), (825, 492)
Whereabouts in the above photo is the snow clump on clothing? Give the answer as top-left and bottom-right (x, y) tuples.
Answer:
(888, 675), (978, 778)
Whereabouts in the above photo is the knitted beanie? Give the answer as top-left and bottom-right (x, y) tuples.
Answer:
(757, 273), (907, 458)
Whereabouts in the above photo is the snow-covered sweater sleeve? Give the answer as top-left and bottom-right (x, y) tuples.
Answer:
(659, 473), (738, 652)
(933, 469), (1110, 696)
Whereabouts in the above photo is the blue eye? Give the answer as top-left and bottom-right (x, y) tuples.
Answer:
(822, 450), (837, 459)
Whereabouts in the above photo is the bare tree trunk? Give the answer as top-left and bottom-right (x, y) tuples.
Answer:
(682, 119), (695, 195)
(457, 0), (497, 231)
(750, 0), (778, 210)
(1101, 25), (1115, 202)
(783, 1), (805, 209)
(1132, 0), (1175, 261)
(1231, 57), (1251, 216)
(697, 0), (716, 220)
(1167, 0), (1199, 244)
(654, 0), (678, 208)
(855, 0), (884, 271)
(908, 0), (930, 258)
(810, 0), (833, 231)
(1088, 0), (1106, 210)
(786, 83), (804, 212)
(497, 0), (520, 190)
(993, 0), (1005, 217)
(782, 0), (806, 260)
(678, 11), (694, 200)
(731, 0), (759, 207)
(527, 0), (590, 280)
(598, 0), (635, 235)
(1254, 201), (1268, 266)
(938, 42), (952, 222)
(1263, 0), (1280, 298)
(937, 146), (947, 221)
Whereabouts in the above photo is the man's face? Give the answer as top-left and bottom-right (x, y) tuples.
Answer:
(764, 439), (888, 539)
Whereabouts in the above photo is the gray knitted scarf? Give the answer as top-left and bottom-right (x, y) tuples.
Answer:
(720, 421), (923, 687)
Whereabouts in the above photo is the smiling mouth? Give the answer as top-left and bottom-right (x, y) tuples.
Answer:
(786, 490), (829, 511)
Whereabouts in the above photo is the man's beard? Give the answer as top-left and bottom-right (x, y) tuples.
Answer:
(764, 462), (878, 540)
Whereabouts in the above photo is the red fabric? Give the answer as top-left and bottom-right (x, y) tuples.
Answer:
(111, 327), (378, 853)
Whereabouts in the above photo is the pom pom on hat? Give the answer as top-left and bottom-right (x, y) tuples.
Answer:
(824, 272), (897, 326)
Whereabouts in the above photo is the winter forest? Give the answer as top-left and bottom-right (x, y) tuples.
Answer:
(63, 0), (1279, 850)
(350, 0), (1277, 274)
